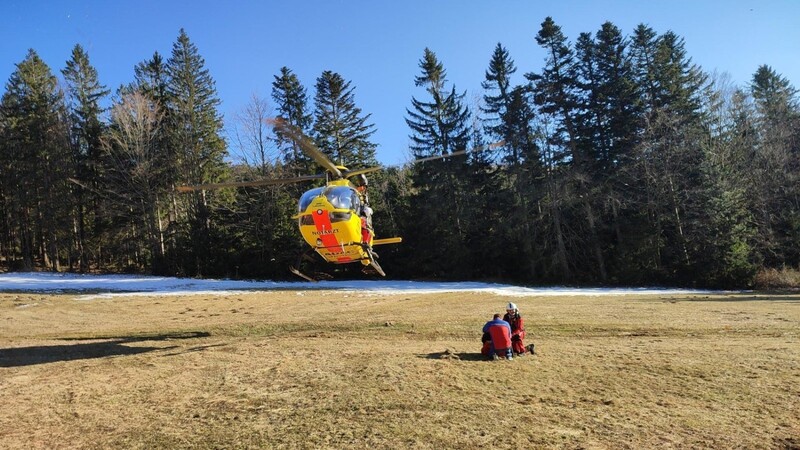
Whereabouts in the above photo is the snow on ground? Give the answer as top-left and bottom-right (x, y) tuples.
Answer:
(0, 272), (718, 299)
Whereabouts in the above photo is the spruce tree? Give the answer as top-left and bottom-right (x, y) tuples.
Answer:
(133, 52), (169, 106)
(130, 52), (172, 177)
(697, 87), (759, 285)
(0, 50), (71, 270)
(526, 17), (580, 165)
(62, 44), (109, 272)
(481, 43), (542, 279)
(312, 70), (377, 167)
(749, 65), (800, 267)
(573, 22), (643, 280)
(482, 43), (518, 162)
(269, 66), (314, 267)
(271, 67), (313, 174)
(406, 48), (471, 159)
(165, 29), (228, 276)
(525, 17), (584, 281)
(404, 48), (472, 277)
(629, 26), (710, 281)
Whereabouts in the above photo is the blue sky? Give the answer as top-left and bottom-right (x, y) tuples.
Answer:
(2, 0), (798, 165)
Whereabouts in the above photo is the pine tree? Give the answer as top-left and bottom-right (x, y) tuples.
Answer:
(271, 67), (313, 174)
(62, 44), (109, 272)
(481, 43), (542, 279)
(525, 17), (585, 281)
(749, 65), (800, 267)
(312, 70), (377, 167)
(575, 22), (641, 168)
(165, 29), (229, 276)
(406, 48), (471, 159)
(130, 52), (172, 176)
(526, 17), (581, 165)
(629, 26), (710, 281)
(0, 49), (71, 270)
(482, 43), (517, 161)
(403, 48), (472, 277)
(697, 86), (759, 285)
(630, 24), (660, 114)
(573, 22), (644, 280)
(133, 52), (169, 106)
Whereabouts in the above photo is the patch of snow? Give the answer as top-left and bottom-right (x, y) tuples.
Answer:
(0, 272), (719, 299)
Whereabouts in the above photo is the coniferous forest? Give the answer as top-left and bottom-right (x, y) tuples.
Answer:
(1, 19), (798, 288)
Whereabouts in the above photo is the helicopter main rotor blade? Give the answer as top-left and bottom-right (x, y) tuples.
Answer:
(268, 118), (343, 179)
(175, 174), (326, 192)
(343, 165), (383, 179)
(409, 141), (505, 164)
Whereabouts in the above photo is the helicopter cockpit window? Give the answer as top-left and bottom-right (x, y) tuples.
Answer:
(324, 186), (360, 211)
(298, 187), (325, 212)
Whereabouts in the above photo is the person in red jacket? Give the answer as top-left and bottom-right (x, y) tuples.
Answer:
(503, 302), (528, 356)
(481, 313), (513, 360)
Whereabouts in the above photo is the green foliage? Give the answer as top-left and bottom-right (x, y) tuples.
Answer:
(402, 48), (475, 277)
(164, 29), (230, 276)
(0, 50), (71, 271)
(1, 21), (799, 289)
(62, 44), (109, 272)
(312, 70), (377, 167)
(272, 66), (314, 174)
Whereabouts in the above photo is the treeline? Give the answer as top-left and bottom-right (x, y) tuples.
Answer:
(1, 19), (798, 288)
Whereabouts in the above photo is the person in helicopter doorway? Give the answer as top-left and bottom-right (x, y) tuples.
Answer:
(503, 302), (533, 356)
(481, 313), (513, 360)
(355, 174), (373, 244)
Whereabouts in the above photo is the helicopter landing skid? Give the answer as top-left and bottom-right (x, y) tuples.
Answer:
(290, 248), (320, 282)
(365, 248), (386, 277)
(289, 266), (318, 282)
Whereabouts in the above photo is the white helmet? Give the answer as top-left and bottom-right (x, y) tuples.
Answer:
(507, 302), (517, 311)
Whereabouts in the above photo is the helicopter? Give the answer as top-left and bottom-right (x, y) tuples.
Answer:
(177, 118), (501, 281)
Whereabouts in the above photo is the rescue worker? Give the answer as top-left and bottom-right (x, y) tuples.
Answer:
(355, 174), (373, 244)
(481, 313), (513, 360)
(503, 302), (528, 356)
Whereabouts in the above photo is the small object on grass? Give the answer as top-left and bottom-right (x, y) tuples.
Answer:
(440, 348), (460, 360)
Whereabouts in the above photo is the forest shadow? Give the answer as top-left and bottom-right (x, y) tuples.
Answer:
(0, 331), (212, 368)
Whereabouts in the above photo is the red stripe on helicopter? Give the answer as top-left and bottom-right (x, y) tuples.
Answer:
(312, 209), (339, 247)
(311, 209), (350, 261)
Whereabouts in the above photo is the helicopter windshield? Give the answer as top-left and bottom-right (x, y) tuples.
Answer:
(297, 186), (361, 212)
(324, 186), (360, 210)
(298, 187), (325, 212)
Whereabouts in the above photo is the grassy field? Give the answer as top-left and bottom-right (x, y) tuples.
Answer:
(0, 289), (798, 449)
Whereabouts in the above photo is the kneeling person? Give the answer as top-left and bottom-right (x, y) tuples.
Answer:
(503, 302), (527, 356)
(481, 313), (513, 360)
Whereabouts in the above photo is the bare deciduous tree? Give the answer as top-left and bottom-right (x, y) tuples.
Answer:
(102, 91), (167, 271)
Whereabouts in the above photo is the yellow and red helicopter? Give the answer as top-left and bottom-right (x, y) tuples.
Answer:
(177, 118), (500, 281)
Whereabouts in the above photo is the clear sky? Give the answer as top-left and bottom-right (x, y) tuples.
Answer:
(2, 0), (798, 166)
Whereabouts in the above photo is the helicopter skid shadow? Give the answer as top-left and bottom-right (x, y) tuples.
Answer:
(419, 351), (491, 362)
(0, 331), (212, 368)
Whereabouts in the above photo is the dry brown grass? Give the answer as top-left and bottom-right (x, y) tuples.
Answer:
(755, 267), (800, 290)
(1, 290), (798, 449)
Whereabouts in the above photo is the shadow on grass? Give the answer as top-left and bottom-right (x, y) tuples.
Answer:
(418, 351), (490, 362)
(0, 331), (211, 368)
